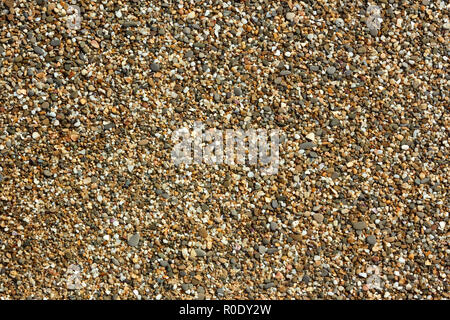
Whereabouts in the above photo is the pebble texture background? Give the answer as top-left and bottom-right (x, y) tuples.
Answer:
(0, 0), (448, 299)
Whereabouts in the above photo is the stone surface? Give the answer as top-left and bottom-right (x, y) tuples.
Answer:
(0, 0), (446, 301)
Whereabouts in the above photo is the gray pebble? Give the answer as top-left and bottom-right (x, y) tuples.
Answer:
(263, 282), (274, 289)
(50, 38), (61, 47)
(182, 284), (190, 292)
(33, 46), (46, 56)
(258, 245), (267, 255)
(217, 288), (225, 296)
(366, 235), (376, 245)
(150, 63), (160, 72)
(299, 142), (316, 150)
(326, 66), (336, 75)
(111, 258), (120, 266)
(352, 221), (367, 230)
(104, 122), (115, 130)
(160, 260), (169, 267)
(330, 118), (341, 127)
(195, 248), (206, 257)
(128, 233), (140, 247)
(271, 199), (278, 209)
(270, 222), (278, 231)
(122, 21), (140, 28)
(335, 18), (344, 28)
(302, 275), (311, 284)
(286, 12), (295, 21)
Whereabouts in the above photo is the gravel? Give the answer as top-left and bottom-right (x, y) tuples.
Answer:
(0, 0), (447, 301)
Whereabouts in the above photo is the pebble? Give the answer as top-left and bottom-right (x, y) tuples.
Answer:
(366, 235), (376, 245)
(326, 66), (336, 75)
(111, 258), (120, 266)
(299, 142), (316, 150)
(270, 222), (278, 231)
(50, 38), (61, 46)
(216, 288), (225, 296)
(258, 246), (267, 255)
(181, 284), (190, 292)
(33, 46), (46, 56)
(353, 222), (367, 230)
(286, 12), (296, 21)
(271, 199), (278, 209)
(313, 213), (324, 224)
(128, 233), (140, 247)
(43, 170), (52, 178)
(150, 63), (160, 72)
(195, 249), (206, 257)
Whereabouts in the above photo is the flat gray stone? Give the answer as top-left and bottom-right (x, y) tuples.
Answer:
(352, 221), (367, 230)
(195, 248), (206, 257)
(271, 199), (278, 209)
(366, 235), (376, 245)
(326, 66), (336, 75)
(300, 142), (316, 150)
(33, 46), (46, 56)
(150, 63), (160, 72)
(258, 245), (267, 255)
(128, 233), (140, 247)
(50, 38), (61, 46)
